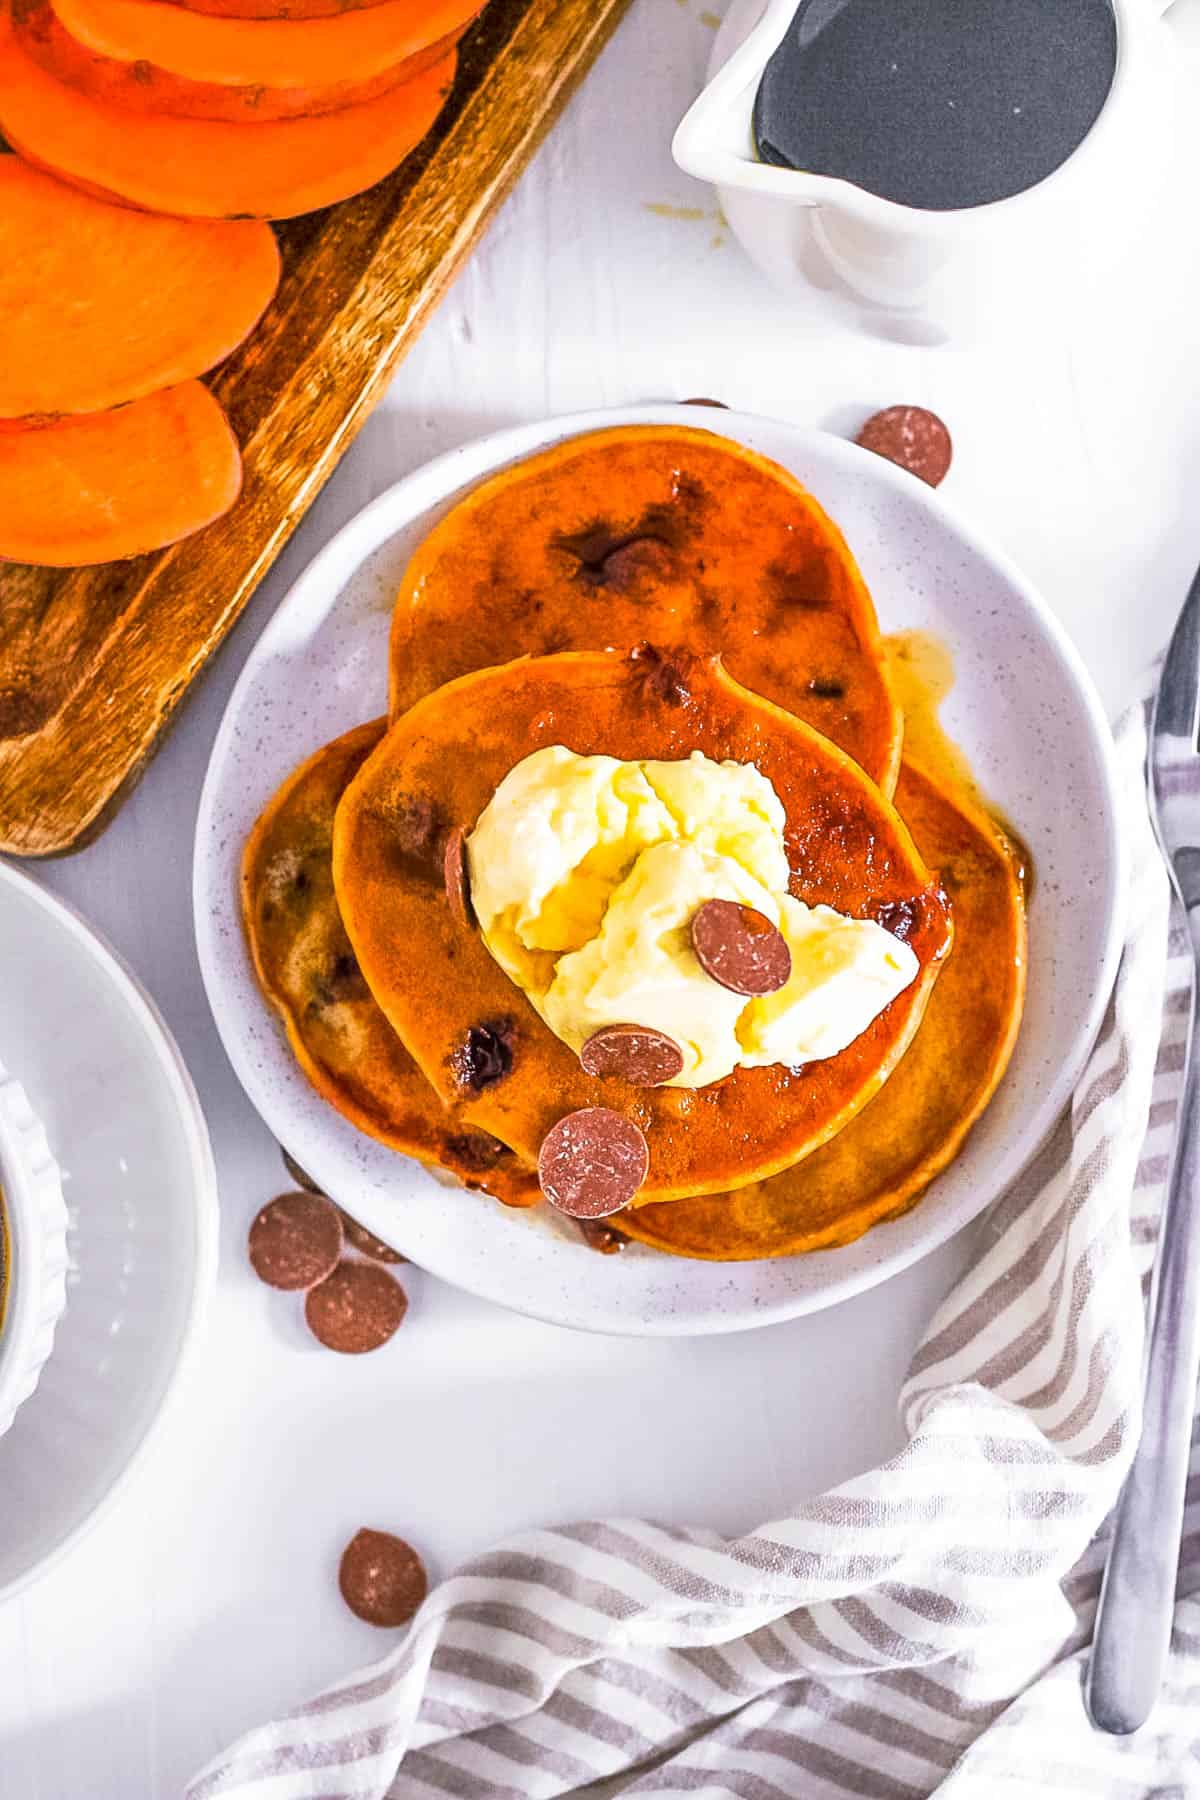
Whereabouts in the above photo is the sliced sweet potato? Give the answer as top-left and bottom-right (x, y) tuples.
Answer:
(52, 0), (476, 80)
(0, 16), (455, 220)
(157, 0), (461, 22)
(0, 382), (242, 566)
(14, 0), (463, 121)
(0, 159), (278, 419)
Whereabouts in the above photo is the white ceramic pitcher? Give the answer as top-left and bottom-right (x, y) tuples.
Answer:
(673, 0), (1175, 328)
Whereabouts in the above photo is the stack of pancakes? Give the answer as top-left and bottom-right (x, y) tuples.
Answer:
(242, 426), (1026, 1261)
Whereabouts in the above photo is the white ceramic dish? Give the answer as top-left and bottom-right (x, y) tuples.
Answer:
(0, 1060), (68, 1440)
(0, 858), (218, 1600)
(194, 404), (1124, 1337)
(674, 0), (1174, 326)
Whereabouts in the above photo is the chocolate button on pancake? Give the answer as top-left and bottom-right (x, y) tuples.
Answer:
(242, 721), (539, 1208)
(621, 763), (1025, 1259)
(539, 1108), (649, 1218)
(387, 424), (903, 797)
(691, 899), (792, 997)
(442, 825), (473, 927)
(579, 1025), (684, 1087)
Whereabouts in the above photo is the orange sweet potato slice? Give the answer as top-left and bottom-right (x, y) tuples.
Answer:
(333, 648), (952, 1206)
(0, 381), (242, 566)
(242, 719), (539, 1206)
(389, 425), (903, 796)
(13, 0), (463, 120)
(0, 158), (278, 419)
(157, 0), (461, 23)
(622, 763), (1026, 1258)
(51, 0), (475, 81)
(0, 16), (455, 220)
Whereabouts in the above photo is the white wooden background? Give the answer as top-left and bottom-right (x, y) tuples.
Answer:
(4, 2), (1200, 1793)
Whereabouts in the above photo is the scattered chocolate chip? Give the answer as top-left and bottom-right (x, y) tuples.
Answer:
(450, 1019), (514, 1092)
(855, 406), (952, 488)
(443, 826), (473, 927)
(691, 898), (792, 997)
(580, 1024), (684, 1087)
(808, 678), (846, 700)
(338, 1528), (428, 1628)
(305, 1260), (408, 1353)
(339, 1208), (406, 1265)
(538, 1107), (649, 1218)
(280, 1147), (323, 1194)
(443, 1129), (509, 1172)
(576, 1219), (630, 1254)
(629, 641), (690, 706)
(682, 397), (728, 408)
(248, 1192), (343, 1291)
(873, 897), (923, 941)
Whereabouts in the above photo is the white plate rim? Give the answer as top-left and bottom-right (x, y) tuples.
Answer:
(193, 403), (1126, 1336)
(0, 856), (220, 1600)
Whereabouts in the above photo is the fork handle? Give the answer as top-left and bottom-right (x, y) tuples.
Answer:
(1087, 968), (1200, 1733)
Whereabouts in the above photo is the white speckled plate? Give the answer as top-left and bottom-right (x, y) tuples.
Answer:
(0, 859), (217, 1596)
(194, 405), (1123, 1336)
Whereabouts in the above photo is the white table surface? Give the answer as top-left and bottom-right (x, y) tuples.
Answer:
(5, 4), (1200, 1794)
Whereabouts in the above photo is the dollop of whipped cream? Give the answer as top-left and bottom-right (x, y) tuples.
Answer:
(466, 746), (918, 1087)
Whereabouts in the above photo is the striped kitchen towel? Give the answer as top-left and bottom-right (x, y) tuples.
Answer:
(190, 698), (1200, 1800)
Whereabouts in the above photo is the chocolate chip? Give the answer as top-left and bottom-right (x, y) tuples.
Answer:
(338, 1528), (427, 1628)
(443, 826), (473, 927)
(310, 949), (370, 1011)
(248, 1192), (343, 1291)
(629, 641), (690, 706)
(305, 1261), (408, 1353)
(443, 1130), (509, 1172)
(280, 1147), (323, 1193)
(691, 899), (792, 997)
(339, 1209), (406, 1265)
(580, 1024), (684, 1087)
(450, 1019), (514, 1092)
(808, 678), (845, 700)
(538, 1107), (649, 1218)
(855, 406), (952, 488)
(576, 1219), (630, 1254)
(557, 523), (674, 591)
(874, 897), (923, 941)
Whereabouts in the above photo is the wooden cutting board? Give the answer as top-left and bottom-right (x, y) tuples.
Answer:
(0, 0), (632, 856)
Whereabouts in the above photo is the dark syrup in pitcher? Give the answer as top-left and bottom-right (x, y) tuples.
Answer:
(754, 0), (1118, 212)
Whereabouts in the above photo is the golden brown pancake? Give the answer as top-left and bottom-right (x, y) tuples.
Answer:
(622, 762), (1026, 1257)
(333, 648), (952, 1204)
(241, 720), (539, 1208)
(388, 425), (903, 796)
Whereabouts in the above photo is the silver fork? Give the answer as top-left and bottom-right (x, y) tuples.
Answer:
(1086, 564), (1200, 1734)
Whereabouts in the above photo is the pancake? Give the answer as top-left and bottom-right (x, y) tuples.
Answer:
(388, 424), (902, 795)
(241, 720), (539, 1208)
(621, 763), (1026, 1257)
(333, 648), (952, 1205)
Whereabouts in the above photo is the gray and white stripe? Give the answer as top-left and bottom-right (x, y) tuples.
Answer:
(191, 702), (1193, 1800)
